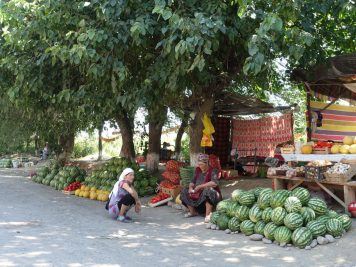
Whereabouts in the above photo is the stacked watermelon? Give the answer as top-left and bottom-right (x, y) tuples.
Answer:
(31, 161), (86, 190)
(208, 186), (352, 249)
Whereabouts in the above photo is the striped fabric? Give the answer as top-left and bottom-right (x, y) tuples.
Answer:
(309, 101), (356, 142)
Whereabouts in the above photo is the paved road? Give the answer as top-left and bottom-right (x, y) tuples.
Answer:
(1, 168), (356, 267)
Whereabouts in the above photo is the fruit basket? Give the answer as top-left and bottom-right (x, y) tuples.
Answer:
(324, 164), (356, 183)
(304, 166), (329, 180)
(281, 147), (295, 154)
(275, 170), (287, 176)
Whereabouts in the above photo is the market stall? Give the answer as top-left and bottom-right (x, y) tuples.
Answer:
(268, 53), (356, 212)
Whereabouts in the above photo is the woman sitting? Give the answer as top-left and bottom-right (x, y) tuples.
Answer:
(107, 168), (141, 223)
(180, 153), (222, 223)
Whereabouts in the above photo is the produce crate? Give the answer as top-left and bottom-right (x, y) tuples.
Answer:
(324, 165), (356, 183)
(312, 147), (331, 154)
(275, 170), (287, 176)
(281, 147), (295, 154)
(296, 171), (305, 178)
(161, 186), (182, 199)
(304, 165), (329, 180)
(148, 196), (173, 208)
(62, 190), (75, 195)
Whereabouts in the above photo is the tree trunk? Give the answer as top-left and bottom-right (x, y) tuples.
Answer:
(58, 132), (75, 165)
(34, 134), (39, 156)
(189, 97), (215, 166)
(98, 125), (103, 161)
(146, 107), (167, 172)
(174, 112), (189, 159)
(116, 112), (135, 161)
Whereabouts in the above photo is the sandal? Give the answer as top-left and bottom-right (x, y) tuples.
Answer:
(204, 214), (211, 223)
(184, 212), (197, 218)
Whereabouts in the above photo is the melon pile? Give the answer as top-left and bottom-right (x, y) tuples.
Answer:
(208, 187), (352, 249)
(31, 162), (86, 190)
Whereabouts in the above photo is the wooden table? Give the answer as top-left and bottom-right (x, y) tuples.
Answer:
(268, 175), (356, 213)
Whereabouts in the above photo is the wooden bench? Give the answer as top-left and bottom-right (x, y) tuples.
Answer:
(268, 175), (356, 213)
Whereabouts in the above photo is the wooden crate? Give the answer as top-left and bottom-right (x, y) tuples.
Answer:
(281, 147), (295, 154)
(312, 147), (331, 154)
(161, 186), (182, 199)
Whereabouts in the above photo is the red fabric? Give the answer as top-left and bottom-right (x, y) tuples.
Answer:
(135, 156), (145, 163)
(161, 171), (180, 185)
(232, 113), (293, 158)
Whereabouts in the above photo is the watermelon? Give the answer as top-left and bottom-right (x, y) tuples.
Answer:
(235, 205), (250, 221)
(291, 187), (310, 205)
(228, 217), (241, 232)
(284, 213), (303, 230)
(326, 218), (344, 237)
(291, 227), (313, 248)
(238, 191), (256, 207)
(262, 207), (273, 223)
(315, 214), (330, 225)
(231, 189), (245, 202)
(270, 190), (290, 208)
(327, 210), (339, 218)
(210, 211), (221, 225)
(252, 187), (264, 198)
(284, 196), (302, 213)
(259, 187), (273, 196)
(264, 222), (278, 240)
(217, 213), (231, 230)
(254, 221), (266, 235)
(306, 220), (327, 238)
(336, 214), (352, 232)
(249, 205), (263, 223)
(226, 202), (240, 217)
(300, 207), (316, 225)
(271, 207), (287, 226)
(307, 198), (327, 216)
(240, 220), (255, 236)
(216, 199), (233, 213)
(257, 191), (272, 210)
(274, 226), (292, 244)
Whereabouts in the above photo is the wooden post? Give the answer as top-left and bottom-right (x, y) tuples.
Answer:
(305, 83), (312, 142)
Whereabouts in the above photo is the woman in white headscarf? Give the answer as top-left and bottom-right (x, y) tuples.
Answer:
(107, 168), (141, 222)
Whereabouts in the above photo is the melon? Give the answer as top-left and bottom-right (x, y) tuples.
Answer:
(330, 145), (340, 154)
(349, 144), (356, 154)
(343, 136), (354, 145)
(301, 145), (313, 154)
(340, 145), (350, 154)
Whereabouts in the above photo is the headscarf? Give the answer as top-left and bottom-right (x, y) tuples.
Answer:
(198, 153), (209, 163)
(110, 168), (134, 198)
(118, 167), (135, 182)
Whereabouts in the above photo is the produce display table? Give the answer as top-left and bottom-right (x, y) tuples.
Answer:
(268, 175), (356, 213)
(281, 153), (356, 162)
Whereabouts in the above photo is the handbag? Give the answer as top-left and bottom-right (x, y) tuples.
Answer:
(189, 190), (201, 200)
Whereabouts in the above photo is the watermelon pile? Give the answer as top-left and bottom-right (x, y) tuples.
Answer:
(208, 186), (352, 249)
(31, 161), (86, 190)
(83, 157), (158, 197)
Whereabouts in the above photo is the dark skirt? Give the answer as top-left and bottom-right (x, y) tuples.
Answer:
(181, 187), (221, 214)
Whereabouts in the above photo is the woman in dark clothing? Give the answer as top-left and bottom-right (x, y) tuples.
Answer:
(181, 154), (222, 223)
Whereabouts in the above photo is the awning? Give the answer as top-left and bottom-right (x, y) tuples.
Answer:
(292, 53), (356, 100)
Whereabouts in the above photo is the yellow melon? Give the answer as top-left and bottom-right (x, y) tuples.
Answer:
(301, 145), (313, 154)
(343, 136), (354, 145)
(90, 187), (97, 192)
(330, 145), (340, 154)
(79, 190), (84, 197)
(80, 185), (85, 190)
(89, 191), (97, 200)
(349, 144), (356, 154)
(101, 193), (109, 202)
(340, 145), (350, 154)
(175, 194), (182, 205)
(83, 191), (90, 198)
(97, 194), (102, 201)
(75, 189), (81, 196)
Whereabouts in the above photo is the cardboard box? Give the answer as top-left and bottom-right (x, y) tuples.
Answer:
(162, 186), (182, 199)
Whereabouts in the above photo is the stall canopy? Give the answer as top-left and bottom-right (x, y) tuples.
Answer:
(292, 53), (356, 101)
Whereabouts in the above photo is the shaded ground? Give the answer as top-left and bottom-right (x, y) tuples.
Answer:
(0, 167), (355, 267)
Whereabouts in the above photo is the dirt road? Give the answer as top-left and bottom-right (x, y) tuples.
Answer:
(0, 168), (355, 267)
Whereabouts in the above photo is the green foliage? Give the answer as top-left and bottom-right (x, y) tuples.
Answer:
(72, 140), (96, 159)
(180, 136), (190, 162)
